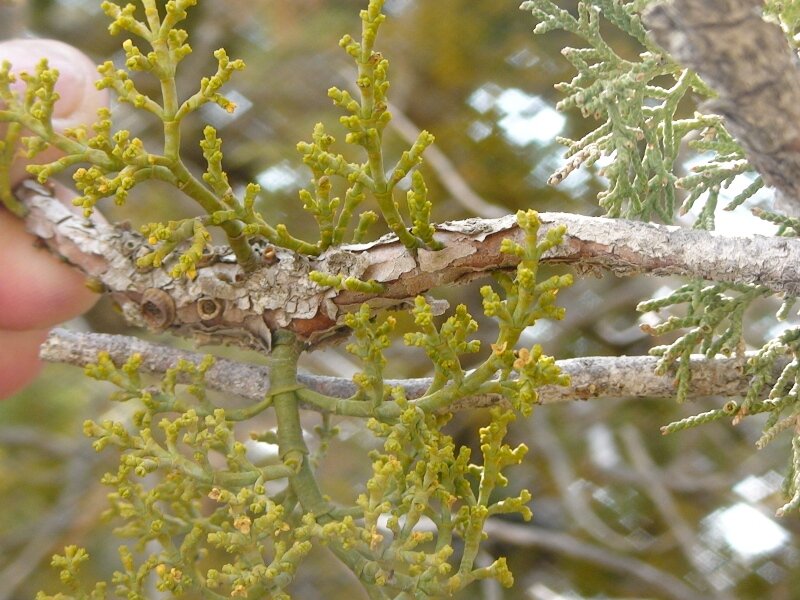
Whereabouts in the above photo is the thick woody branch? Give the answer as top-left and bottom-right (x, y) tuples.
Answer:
(645, 0), (800, 208)
(42, 328), (785, 408)
(20, 183), (800, 353)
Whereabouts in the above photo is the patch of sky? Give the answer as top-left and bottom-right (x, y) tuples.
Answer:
(530, 154), (563, 186)
(377, 513), (436, 534)
(256, 160), (306, 192)
(526, 582), (583, 600)
(498, 91), (566, 146)
(530, 149), (592, 195)
(199, 89), (253, 129)
(689, 547), (736, 590)
(680, 154), (775, 236)
(467, 83), (501, 114)
(538, 149), (610, 195)
(558, 167), (592, 195)
(244, 438), (288, 496)
(506, 47), (540, 69)
(57, 0), (101, 12)
(520, 320), (559, 346)
(733, 472), (783, 503)
(580, 149), (777, 234)
(586, 423), (620, 469)
(467, 84), (566, 146)
(766, 318), (800, 340)
(682, 151), (715, 171)
(702, 502), (790, 561)
(244, 436), (279, 462)
(467, 120), (492, 142)
(384, 0), (414, 16)
(235, 22), (273, 50)
(756, 561), (786, 584)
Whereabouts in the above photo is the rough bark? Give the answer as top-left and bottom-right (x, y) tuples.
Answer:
(42, 328), (785, 408)
(20, 181), (800, 355)
(645, 0), (800, 210)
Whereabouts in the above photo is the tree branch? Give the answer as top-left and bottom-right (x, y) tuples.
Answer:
(645, 0), (800, 208)
(484, 519), (705, 600)
(20, 181), (800, 354)
(42, 328), (786, 408)
(620, 425), (732, 599)
(531, 411), (643, 551)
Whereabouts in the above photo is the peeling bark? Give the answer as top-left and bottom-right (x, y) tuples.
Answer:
(19, 181), (800, 353)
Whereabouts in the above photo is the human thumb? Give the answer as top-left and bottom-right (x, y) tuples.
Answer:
(0, 38), (108, 186)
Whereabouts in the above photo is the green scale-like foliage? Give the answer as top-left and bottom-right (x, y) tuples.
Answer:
(526, 0), (800, 516)
(520, 0), (765, 226)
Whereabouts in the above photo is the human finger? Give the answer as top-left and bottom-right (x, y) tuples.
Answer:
(0, 182), (99, 331)
(0, 328), (49, 397)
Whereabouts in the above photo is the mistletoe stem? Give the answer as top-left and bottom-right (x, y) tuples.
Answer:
(270, 331), (334, 518)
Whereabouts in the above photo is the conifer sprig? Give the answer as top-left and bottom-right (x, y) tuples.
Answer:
(521, 0), (762, 227)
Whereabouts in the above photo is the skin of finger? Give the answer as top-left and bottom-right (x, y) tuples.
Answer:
(0, 41), (107, 395)
(0, 38), (109, 185)
(0, 328), (49, 398)
(0, 40), (106, 330)
(0, 197), (98, 330)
